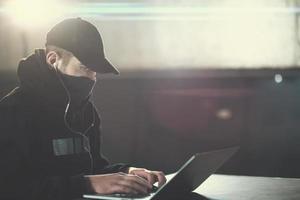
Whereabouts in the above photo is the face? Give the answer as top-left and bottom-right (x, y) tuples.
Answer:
(60, 56), (97, 81)
(47, 50), (97, 81)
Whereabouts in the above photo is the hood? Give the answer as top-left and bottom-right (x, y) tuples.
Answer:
(16, 49), (97, 153)
(17, 49), (68, 107)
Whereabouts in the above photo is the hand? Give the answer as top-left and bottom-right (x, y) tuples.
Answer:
(85, 172), (153, 195)
(127, 167), (166, 187)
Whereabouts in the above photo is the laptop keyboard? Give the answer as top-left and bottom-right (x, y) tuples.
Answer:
(110, 186), (158, 198)
(110, 193), (150, 198)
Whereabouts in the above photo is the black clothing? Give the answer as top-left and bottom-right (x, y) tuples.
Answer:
(58, 72), (96, 107)
(0, 49), (128, 200)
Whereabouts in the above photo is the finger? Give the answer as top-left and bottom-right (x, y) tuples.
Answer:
(107, 173), (140, 194)
(112, 182), (140, 195)
(152, 171), (167, 187)
(118, 177), (149, 194)
(127, 174), (153, 190)
(146, 172), (157, 186)
(132, 170), (157, 185)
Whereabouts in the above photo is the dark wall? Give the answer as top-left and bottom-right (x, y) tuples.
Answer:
(94, 69), (300, 178)
(0, 71), (18, 98)
(1, 69), (300, 178)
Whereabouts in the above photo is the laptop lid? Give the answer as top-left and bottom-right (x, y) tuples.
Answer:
(151, 146), (239, 200)
(83, 146), (239, 200)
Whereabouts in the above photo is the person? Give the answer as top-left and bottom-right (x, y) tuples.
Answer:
(0, 18), (166, 200)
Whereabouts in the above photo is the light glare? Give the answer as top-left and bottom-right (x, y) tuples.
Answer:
(274, 74), (283, 83)
(3, 0), (65, 27)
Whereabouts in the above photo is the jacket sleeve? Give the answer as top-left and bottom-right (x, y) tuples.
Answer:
(0, 96), (90, 200)
(89, 109), (130, 175)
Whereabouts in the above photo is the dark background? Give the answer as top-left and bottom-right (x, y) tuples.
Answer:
(1, 68), (299, 178)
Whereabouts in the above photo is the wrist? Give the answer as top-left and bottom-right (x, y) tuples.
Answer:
(119, 165), (132, 173)
(84, 175), (95, 193)
(123, 167), (131, 174)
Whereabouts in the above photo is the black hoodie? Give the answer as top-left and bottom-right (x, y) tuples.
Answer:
(0, 49), (129, 200)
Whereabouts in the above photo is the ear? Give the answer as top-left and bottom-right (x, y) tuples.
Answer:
(46, 51), (58, 67)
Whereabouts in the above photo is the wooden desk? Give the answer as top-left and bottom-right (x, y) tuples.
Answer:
(195, 174), (300, 200)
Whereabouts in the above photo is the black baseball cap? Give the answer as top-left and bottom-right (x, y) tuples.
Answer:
(46, 18), (119, 74)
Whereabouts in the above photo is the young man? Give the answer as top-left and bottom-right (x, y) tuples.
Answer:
(0, 18), (166, 200)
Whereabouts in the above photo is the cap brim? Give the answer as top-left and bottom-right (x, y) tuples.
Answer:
(85, 58), (119, 75)
(103, 58), (120, 75)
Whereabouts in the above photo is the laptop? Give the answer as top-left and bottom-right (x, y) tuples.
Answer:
(83, 146), (239, 200)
